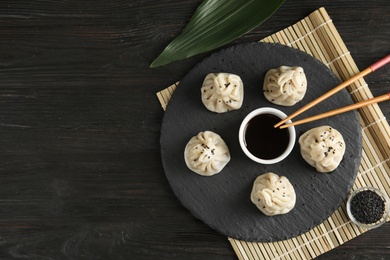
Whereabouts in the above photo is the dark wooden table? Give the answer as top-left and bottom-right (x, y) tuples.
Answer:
(1, 1), (389, 259)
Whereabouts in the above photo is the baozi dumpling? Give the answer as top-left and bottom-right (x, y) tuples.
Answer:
(263, 66), (307, 106)
(251, 172), (296, 216)
(184, 131), (230, 176)
(299, 126), (346, 173)
(201, 73), (244, 113)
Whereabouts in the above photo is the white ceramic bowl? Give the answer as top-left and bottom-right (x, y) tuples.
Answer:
(346, 186), (389, 229)
(238, 107), (296, 164)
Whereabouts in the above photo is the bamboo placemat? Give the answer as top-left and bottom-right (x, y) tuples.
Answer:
(156, 7), (390, 259)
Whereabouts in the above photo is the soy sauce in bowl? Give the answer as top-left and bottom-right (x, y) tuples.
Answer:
(244, 114), (289, 159)
(238, 107), (296, 164)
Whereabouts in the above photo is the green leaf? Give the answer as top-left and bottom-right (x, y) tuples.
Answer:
(150, 0), (285, 68)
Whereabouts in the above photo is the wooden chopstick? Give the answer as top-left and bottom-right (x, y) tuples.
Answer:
(274, 54), (390, 128)
(279, 93), (390, 129)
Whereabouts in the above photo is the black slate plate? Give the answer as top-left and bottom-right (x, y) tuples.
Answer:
(160, 42), (362, 242)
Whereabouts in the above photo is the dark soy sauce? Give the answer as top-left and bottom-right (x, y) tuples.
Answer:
(244, 114), (290, 159)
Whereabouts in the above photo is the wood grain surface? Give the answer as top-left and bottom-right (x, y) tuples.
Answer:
(0, 1), (389, 259)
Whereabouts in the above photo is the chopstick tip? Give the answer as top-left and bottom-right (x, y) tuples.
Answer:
(274, 122), (283, 128)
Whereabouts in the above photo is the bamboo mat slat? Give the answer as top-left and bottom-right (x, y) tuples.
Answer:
(156, 7), (390, 260)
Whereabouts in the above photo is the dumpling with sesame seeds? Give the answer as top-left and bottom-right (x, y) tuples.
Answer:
(263, 66), (307, 106)
(299, 125), (346, 173)
(250, 172), (296, 216)
(184, 131), (230, 176)
(201, 73), (244, 113)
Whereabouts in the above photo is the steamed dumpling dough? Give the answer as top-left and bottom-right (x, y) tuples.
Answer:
(299, 126), (346, 173)
(263, 66), (307, 106)
(184, 131), (230, 176)
(251, 172), (296, 216)
(201, 73), (244, 113)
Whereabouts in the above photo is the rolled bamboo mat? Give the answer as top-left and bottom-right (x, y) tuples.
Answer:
(156, 7), (390, 260)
